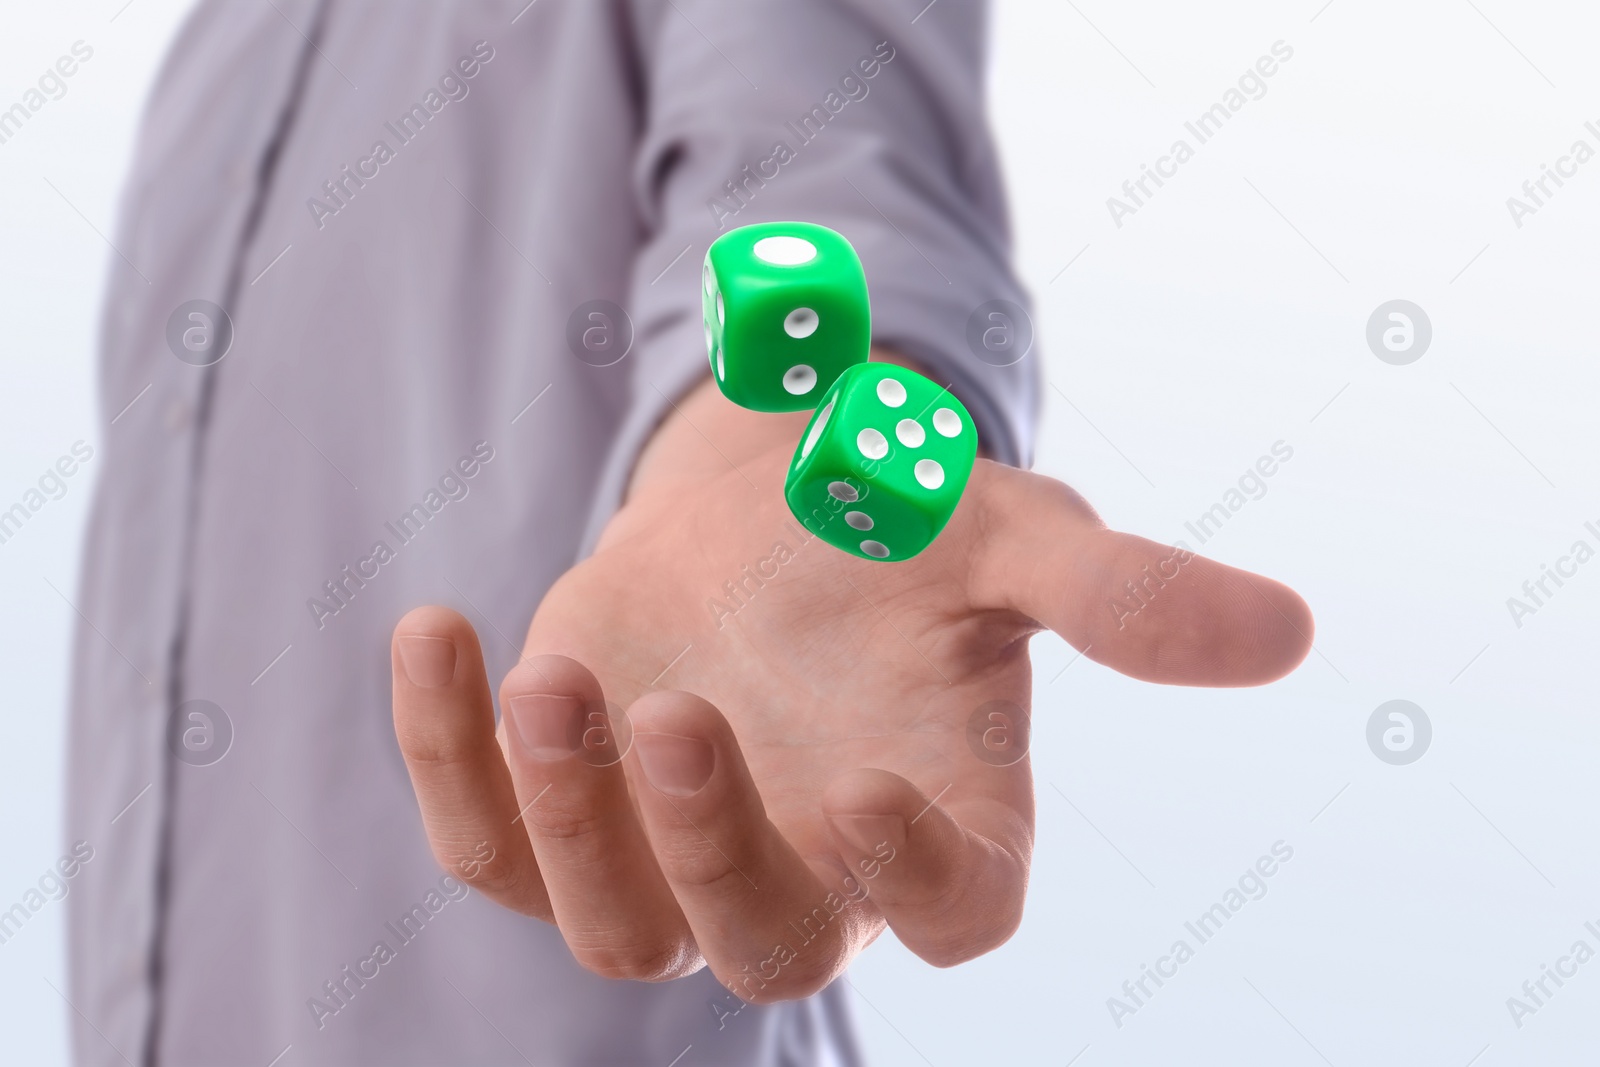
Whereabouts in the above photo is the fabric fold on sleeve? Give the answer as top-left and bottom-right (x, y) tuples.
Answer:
(581, 0), (1039, 555)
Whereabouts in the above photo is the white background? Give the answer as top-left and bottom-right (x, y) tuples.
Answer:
(2, 1), (1597, 1064)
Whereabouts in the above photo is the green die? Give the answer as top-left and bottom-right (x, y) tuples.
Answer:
(785, 363), (978, 562)
(702, 221), (870, 412)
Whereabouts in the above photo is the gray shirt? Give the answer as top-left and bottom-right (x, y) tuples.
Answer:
(65, 1), (1036, 1063)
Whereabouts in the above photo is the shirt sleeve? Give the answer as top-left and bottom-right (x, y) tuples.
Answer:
(581, 0), (1039, 552)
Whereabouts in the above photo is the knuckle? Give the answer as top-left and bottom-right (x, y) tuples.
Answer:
(913, 892), (1025, 968)
(522, 795), (609, 843)
(446, 847), (526, 898)
(716, 949), (842, 1004)
(919, 913), (1018, 967)
(651, 817), (773, 892)
(885, 858), (967, 914)
(398, 730), (479, 768)
(655, 845), (751, 893)
(981, 897), (1026, 951)
(577, 938), (699, 983)
(899, 844), (1028, 967)
(774, 954), (842, 999)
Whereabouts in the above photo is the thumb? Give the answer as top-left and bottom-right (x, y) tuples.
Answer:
(961, 463), (1314, 687)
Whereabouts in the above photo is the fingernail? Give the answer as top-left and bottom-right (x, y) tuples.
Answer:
(506, 695), (584, 761)
(397, 635), (456, 688)
(828, 813), (907, 854)
(633, 732), (715, 797)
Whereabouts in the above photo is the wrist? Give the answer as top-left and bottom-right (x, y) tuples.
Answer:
(626, 375), (810, 503)
(626, 348), (929, 504)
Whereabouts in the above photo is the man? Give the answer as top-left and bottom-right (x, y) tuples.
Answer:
(67, 1), (1311, 1063)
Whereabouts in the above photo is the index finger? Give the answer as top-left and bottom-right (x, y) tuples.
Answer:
(391, 606), (552, 919)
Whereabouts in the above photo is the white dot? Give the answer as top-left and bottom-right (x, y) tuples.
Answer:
(753, 235), (817, 265)
(783, 364), (817, 395)
(784, 307), (819, 339)
(857, 427), (888, 460)
(861, 540), (890, 558)
(914, 459), (945, 489)
(800, 399), (833, 459)
(704, 326), (713, 355)
(845, 511), (873, 531)
(828, 480), (859, 502)
(933, 407), (962, 437)
(716, 292), (724, 325)
(702, 262), (713, 296)
(876, 378), (907, 407)
(716, 347), (725, 380)
(895, 419), (925, 448)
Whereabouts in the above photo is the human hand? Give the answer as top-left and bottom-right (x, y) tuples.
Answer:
(390, 371), (1312, 1002)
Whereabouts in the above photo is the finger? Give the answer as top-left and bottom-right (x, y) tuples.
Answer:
(961, 462), (1315, 686)
(391, 607), (550, 918)
(626, 691), (872, 1002)
(823, 768), (1029, 967)
(498, 655), (698, 981)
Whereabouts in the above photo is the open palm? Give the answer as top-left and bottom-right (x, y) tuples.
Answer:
(391, 430), (1312, 1002)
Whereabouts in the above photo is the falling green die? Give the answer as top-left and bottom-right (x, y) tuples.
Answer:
(702, 221), (870, 412)
(785, 363), (978, 562)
